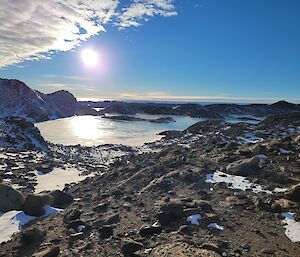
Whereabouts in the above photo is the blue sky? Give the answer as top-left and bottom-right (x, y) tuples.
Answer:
(0, 0), (299, 103)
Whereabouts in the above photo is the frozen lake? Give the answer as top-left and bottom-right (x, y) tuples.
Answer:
(36, 114), (203, 146)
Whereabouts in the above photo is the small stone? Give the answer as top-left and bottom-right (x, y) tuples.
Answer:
(121, 239), (143, 256)
(33, 246), (60, 257)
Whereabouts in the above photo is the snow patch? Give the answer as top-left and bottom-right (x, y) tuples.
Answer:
(0, 205), (59, 243)
(274, 187), (288, 193)
(206, 171), (272, 194)
(186, 214), (202, 225)
(279, 148), (292, 154)
(281, 212), (300, 242)
(34, 166), (95, 193)
(207, 223), (224, 230)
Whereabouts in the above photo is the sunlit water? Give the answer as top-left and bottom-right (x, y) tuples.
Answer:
(36, 115), (203, 146)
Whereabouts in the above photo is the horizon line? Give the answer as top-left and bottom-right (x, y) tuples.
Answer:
(76, 96), (300, 104)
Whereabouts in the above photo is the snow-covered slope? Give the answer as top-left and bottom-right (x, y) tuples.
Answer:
(0, 117), (47, 151)
(0, 78), (97, 122)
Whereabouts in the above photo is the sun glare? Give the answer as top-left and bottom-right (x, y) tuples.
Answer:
(81, 48), (98, 67)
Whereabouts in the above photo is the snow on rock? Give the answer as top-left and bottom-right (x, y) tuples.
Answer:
(206, 171), (272, 194)
(207, 223), (224, 230)
(0, 117), (47, 151)
(0, 163), (7, 171)
(0, 205), (59, 243)
(186, 214), (202, 225)
(279, 148), (292, 154)
(281, 212), (300, 242)
(237, 133), (264, 144)
(274, 187), (288, 193)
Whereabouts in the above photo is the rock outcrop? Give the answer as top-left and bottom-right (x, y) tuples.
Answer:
(0, 78), (97, 122)
(0, 184), (24, 212)
(0, 117), (47, 151)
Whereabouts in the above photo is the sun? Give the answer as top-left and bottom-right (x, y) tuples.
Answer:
(81, 48), (98, 67)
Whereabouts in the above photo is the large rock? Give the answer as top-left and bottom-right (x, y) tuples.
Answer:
(157, 200), (184, 225)
(0, 184), (24, 212)
(49, 190), (73, 208)
(21, 228), (46, 246)
(285, 183), (300, 202)
(226, 156), (261, 176)
(23, 193), (53, 216)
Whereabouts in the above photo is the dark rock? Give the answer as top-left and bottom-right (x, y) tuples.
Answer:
(157, 200), (184, 225)
(50, 190), (73, 207)
(66, 219), (88, 230)
(63, 209), (82, 224)
(99, 225), (114, 238)
(93, 202), (108, 213)
(139, 223), (162, 236)
(23, 193), (53, 217)
(104, 213), (120, 225)
(285, 183), (300, 202)
(121, 239), (143, 256)
(0, 184), (24, 212)
(69, 232), (85, 245)
(226, 156), (261, 176)
(33, 246), (60, 257)
(21, 228), (46, 246)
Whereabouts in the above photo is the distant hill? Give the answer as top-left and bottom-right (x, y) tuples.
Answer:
(81, 100), (300, 118)
(0, 78), (97, 122)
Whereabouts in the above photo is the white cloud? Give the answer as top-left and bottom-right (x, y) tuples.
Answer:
(0, 0), (176, 67)
(116, 0), (177, 28)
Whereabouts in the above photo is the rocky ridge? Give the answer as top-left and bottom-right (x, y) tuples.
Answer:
(0, 78), (97, 122)
(82, 100), (300, 119)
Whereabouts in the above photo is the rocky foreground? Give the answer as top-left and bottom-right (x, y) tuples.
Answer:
(0, 113), (300, 257)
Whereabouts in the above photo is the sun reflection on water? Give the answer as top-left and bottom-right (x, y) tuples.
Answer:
(71, 116), (107, 140)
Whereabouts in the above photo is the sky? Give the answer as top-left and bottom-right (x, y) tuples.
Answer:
(0, 0), (299, 103)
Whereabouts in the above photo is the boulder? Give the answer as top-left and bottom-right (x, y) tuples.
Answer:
(21, 228), (46, 246)
(23, 193), (53, 216)
(0, 184), (24, 212)
(226, 156), (261, 176)
(285, 183), (300, 202)
(157, 200), (184, 225)
(50, 190), (73, 208)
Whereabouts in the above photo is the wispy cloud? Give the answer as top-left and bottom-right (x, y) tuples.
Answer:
(0, 0), (176, 67)
(43, 74), (95, 82)
(36, 82), (96, 94)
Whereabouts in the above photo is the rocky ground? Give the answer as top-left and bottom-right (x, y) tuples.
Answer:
(0, 113), (300, 257)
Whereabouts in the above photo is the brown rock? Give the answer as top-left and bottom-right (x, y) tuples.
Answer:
(0, 184), (24, 212)
(23, 193), (53, 216)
